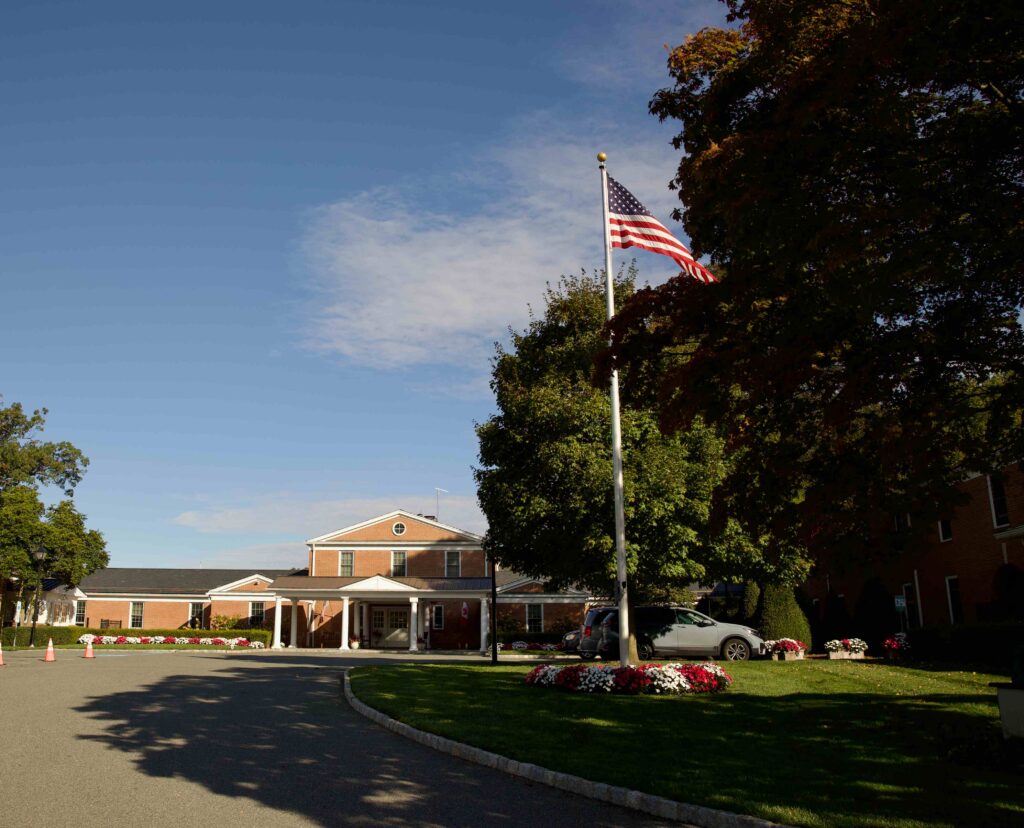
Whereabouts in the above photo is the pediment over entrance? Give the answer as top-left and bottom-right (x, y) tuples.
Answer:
(306, 509), (483, 545)
(339, 574), (417, 592)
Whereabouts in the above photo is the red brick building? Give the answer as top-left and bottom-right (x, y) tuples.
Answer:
(804, 467), (1024, 629)
(3, 511), (593, 650)
(70, 568), (298, 631)
(269, 510), (591, 651)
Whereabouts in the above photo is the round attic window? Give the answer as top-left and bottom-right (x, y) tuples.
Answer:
(392, 522), (406, 536)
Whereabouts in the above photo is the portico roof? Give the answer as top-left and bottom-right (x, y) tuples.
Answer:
(268, 574), (492, 599)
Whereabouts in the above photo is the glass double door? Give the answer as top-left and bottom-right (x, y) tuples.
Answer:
(371, 606), (409, 648)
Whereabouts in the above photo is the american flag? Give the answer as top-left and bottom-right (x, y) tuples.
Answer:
(607, 176), (716, 284)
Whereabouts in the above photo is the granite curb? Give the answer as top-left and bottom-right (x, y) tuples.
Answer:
(341, 669), (790, 828)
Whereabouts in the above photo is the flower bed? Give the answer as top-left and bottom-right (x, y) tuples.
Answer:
(884, 633), (911, 660)
(524, 662), (732, 695)
(765, 638), (807, 660)
(79, 633), (264, 648)
(825, 638), (868, 659)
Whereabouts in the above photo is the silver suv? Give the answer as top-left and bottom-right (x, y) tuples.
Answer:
(598, 606), (766, 661)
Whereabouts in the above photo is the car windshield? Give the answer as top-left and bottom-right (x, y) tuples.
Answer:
(676, 609), (711, 625)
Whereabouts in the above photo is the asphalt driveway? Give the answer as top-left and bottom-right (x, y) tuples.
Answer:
(0, 649), (672, 827)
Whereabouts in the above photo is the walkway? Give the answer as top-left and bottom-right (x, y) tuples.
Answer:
(0, 649), (672, 826)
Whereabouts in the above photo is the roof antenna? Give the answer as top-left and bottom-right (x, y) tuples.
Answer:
(434, 488), (448, 521)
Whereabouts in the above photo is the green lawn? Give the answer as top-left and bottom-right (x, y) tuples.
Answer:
(350, 659), (1024, 828)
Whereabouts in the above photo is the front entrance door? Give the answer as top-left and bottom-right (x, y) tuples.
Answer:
(370, 607), (410, 648)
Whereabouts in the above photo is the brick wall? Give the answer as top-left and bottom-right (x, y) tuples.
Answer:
(83, 599), (193, 630)
(497, 601), (585, 634)
(805, 465), (1024, 627)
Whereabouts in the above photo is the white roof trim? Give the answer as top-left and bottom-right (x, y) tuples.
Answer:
(206, 573), (276, 595)
(338, 574), (418, 592)
(305, 509), (483, 545)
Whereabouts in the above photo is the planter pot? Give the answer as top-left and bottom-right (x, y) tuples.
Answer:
(885, 647), (906, 662)
(991, 683), (1024, 740)
(828, 651), (848, 660)
(848, 651), (865, 659)
(349, 641), (360, 650)
(775, 651), (805, 661)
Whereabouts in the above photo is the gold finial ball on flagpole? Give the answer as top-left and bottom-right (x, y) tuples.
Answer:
(597, 152), (607, 162)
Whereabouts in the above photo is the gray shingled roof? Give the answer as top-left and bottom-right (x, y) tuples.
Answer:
(270, 575), (493, 591)
(80, 568), (300, 595)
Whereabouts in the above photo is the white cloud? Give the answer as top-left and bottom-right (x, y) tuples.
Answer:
(174, 493), (486, 538)
(299, 125), (689, 374)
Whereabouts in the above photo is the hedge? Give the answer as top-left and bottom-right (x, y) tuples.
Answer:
(907, 623), (1024, 673)
(495, 631), (565, 645)
(2, 626), (271, 647)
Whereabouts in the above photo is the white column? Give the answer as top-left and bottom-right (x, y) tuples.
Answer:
(340, 596), (351, 650)
(360, 603), (368, 646)
(272, 595), (283, 649)
(479, 597), (489, 655)
(409, 597), (419, 651)
(289, 599), (298, 648)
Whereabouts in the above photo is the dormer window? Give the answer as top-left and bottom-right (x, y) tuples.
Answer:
(392, 522), (406, 536)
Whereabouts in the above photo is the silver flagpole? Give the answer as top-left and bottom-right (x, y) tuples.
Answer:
(598, 152), (631, 668)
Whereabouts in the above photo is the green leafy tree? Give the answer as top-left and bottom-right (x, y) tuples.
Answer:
(0, 400), (106, 623)
(607, 0), (1024, 565)
(1, 400), (88, 495)
(475, 272), (783, 659)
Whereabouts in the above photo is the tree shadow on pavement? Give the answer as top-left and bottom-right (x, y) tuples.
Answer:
(73, 658), (659, 828)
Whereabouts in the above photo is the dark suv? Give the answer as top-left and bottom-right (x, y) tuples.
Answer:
(577, 606), (615, 660)
(598, 606), (766, 661)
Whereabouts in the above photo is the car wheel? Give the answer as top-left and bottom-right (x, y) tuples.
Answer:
(722, 637), (751, 661)
(637, 641), (655, 660)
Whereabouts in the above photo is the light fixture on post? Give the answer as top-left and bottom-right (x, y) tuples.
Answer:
(28, 546), (48, 649)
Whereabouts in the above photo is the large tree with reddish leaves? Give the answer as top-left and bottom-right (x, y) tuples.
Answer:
(605, 0), (1024, 565)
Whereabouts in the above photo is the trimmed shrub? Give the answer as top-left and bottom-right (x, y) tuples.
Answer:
(2, 626), (83, 646)
(757, 584), (812, 647)
(742, 582), (761, 626)
(1, 626), (271, 647)
(907, 623), (1024, 673)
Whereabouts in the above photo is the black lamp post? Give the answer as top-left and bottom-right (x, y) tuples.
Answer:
(28, 546), (48, 648)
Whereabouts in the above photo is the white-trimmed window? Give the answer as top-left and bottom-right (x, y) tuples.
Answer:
(189, 602), (205, 625)
(339, 551), (354, 577)
(893, 513), (911, 532)
(74, 600), (86, 626)
(526, 604), (543, 633)
(445, 550), (461, 577)
(391, 550), (407, 577)
(945, 575), (963, 624)
(392, 522), (406, 536)
(987, 474), (1010, 528)
(249, 601), (266, 625)
(129, 602), (144, 629)
(432, 604), (444, 630)
(938, 519), (953, 542)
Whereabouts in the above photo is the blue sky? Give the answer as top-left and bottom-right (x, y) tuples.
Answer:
(1, 1), (727, 569)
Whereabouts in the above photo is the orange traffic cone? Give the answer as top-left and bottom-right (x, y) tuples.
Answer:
(83, 640), (95, 659)
(44, 638), (56, 662)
